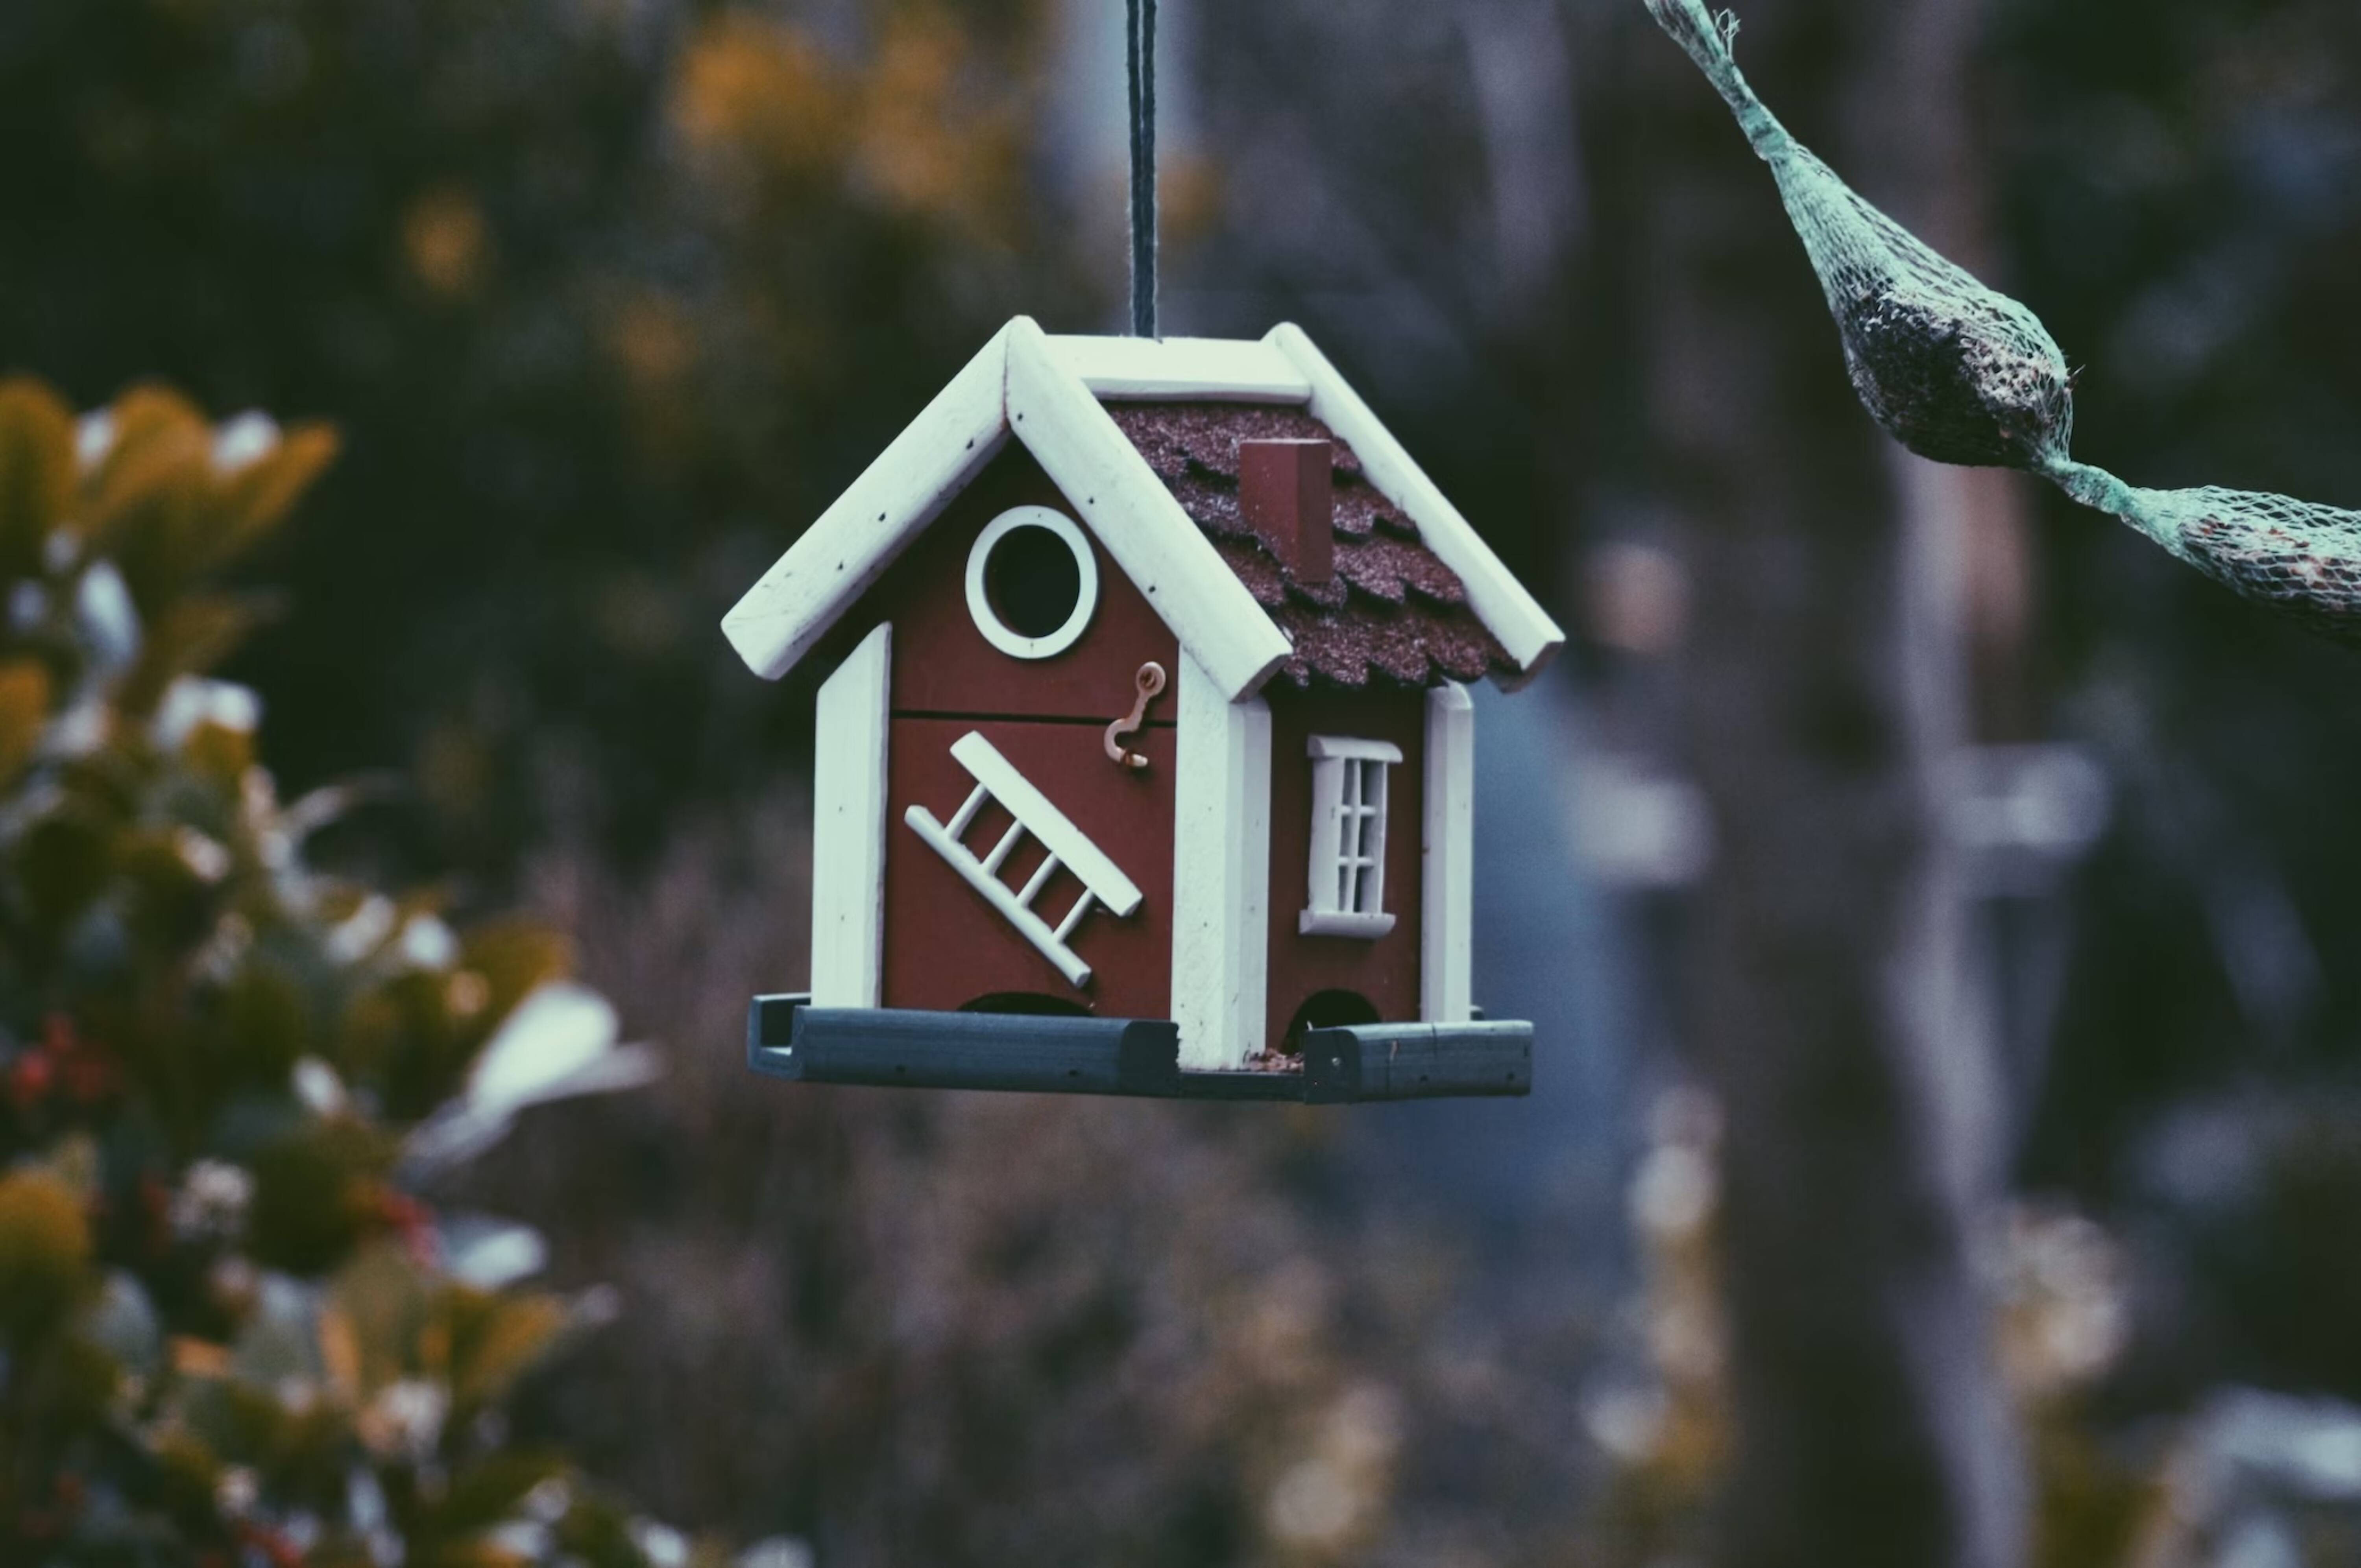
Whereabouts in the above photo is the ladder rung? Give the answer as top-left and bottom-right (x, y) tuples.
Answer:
(982, 820), (1026, 876)
(1054, 891), (1097, 944)
(946, 783), (990, 840)
(947, 734), (1142, 916)
(1019, 853), (1062, 907)
(904, 804), (1092, 990)
(900, 732), (1152, 996)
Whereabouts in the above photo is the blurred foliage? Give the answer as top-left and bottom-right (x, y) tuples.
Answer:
(0, 379), (679, 1567)
(1995, 0), (2361, 1145)
(0, 0), (1082, 876)
(464, 817), (1608, 1567)
(1989, 0), (2361, 1464)
(3, 0), (2359, 1562)
(1585, 1088), (2361, 1568)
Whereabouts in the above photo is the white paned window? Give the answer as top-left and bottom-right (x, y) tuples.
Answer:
(1301, 736), (1402, 939)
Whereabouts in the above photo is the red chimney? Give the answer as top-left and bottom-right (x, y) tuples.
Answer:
(1239, 439), (1335, 586)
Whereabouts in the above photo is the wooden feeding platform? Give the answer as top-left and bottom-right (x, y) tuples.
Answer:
(746, 995), (1532, 1105)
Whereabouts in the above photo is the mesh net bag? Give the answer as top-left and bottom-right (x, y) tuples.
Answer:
(2051, 463), (2361, 643)
(1646, 0), (2361, 645)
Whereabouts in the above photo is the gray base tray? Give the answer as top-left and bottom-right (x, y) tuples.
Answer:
(746, 996), (1532, 1103)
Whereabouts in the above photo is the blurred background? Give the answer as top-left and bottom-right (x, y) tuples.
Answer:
(4, 0), (2361, 1564)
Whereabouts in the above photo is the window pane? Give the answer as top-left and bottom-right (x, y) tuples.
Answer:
(1358, 761), (1386, 913)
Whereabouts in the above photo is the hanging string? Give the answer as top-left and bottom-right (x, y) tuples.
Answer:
(1126, 0), (1158, 339)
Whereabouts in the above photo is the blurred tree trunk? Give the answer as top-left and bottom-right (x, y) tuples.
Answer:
(1636, 0), (2026, 1562)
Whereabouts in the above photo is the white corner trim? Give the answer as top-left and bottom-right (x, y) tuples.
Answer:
(811, 623), (892, 1007)
(1306, 735), (1403, 764)
(722, 323), (1016, 681)
(1171, 653), (1271, 1069)
(1004, 320), (1293, 704)
(1262, 323), (1566, 686)
(1048, 335), (1314, 403)
(1422, 683), (1475, 1023)
(964, 506), (1099, 659)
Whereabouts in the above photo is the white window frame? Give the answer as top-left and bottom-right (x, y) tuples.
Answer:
(1301, 736), (1401, 939)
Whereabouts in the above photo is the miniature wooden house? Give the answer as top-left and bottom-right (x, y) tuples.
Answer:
(726, 319), (1562, 1100)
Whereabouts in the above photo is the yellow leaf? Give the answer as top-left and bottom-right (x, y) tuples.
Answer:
(461, 921), (576, 1030)
(0, 659), (52, 778)
(316, 1301), (364, 1399)
(214, 422), (338, 557)
(0, 377), (76, 579)
(421, 1544), (534, 1568)
(445, 1287), (569, 1408)
(672, 15), (848, 173)
(78, 385), (211, 607)
(0, 1170), (95, 1341)
(169, 1334), (234, 1378)
(82, 384), (209, 524)
(331, 1239), (436, 1389)
(403, 186), (492, 297)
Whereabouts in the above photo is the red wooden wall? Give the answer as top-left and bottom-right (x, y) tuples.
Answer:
(857, 444), (1179, 1018)
(1263, 684), (1428, 1048)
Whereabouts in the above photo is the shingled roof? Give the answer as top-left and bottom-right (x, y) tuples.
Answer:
(1105, 403), (1515, 690)
(722, 320), (1563, 701)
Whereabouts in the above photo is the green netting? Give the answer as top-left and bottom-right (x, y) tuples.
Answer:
(1646, 0), (2361, 645)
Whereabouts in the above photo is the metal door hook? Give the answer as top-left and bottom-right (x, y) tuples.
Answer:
(1104, 662), (1168, 771)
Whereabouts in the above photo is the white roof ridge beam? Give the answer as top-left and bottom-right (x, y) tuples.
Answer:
(1262, 323), (1566, 687)
(721, 321), (1018, 680)
(1047, 334), (1314, 403)
(1005, 320), (1293, 703)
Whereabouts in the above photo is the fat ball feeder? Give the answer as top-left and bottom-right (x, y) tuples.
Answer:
(1646, 0), (2361, 642)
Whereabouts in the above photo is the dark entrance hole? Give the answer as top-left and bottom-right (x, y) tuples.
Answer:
(962, 992), (1090, 1018)
(984, 524), (1083, 638)
(1280, 989), (1380, 1055)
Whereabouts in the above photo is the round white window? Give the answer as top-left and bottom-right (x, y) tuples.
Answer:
(964, 507), (1099, 659)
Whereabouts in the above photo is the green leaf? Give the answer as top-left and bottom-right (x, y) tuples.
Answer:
(115, 593), (265, 720)
(17, 807), (115, 933)
(246, 1118), (395, 1276)
(220, 959), (314, 1089)
(113, 826), (229, 952)
(427, 1449), (566, 1536)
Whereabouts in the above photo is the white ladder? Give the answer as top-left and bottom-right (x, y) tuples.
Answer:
(903, 731), (1144, 989)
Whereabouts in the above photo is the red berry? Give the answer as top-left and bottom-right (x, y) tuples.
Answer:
(10, 1051), (53, 1107)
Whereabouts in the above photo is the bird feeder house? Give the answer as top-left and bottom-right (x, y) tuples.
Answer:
(724, 319), (1561, 1101)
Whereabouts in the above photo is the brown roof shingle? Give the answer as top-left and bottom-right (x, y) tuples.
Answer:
(1103, 402), (1514, 690)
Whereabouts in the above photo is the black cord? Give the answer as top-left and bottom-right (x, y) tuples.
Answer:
(1127, 0), (1158, 339)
